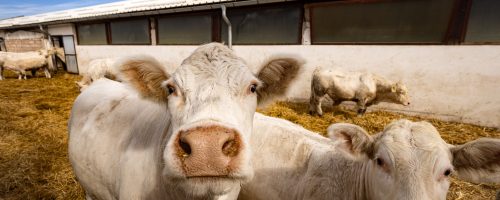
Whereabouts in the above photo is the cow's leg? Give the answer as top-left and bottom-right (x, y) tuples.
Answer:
(309, 89), (325, 116)
(43, 67), (51, 78)
(31, 69), (37, 77)
(0, 66), (3, 80)
(356, 98), (369, 116)
(16, 71), (22, 80)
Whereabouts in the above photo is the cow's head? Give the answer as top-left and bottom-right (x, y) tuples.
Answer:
(37, 48), (57, 58)
(389, 82), (410, 106)
(118, 43), (302, 196)
(328, 120), (500, 200)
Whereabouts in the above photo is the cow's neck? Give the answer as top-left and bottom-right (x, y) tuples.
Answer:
(323, 151), (370, 200)
(373, 75), (393, 93)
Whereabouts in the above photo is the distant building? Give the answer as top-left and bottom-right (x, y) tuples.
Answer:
(0, 0), (499, 128)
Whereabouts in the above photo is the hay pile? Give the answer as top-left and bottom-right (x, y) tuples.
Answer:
(0, 71), (498, 199)
(259, 102), (500, 200)
(0, 71), (84, 199)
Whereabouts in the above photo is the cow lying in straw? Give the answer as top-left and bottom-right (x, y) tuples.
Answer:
(76, 58), (118, 91)
(68, 43), (302, 200)
(239, 116), (500, 200)
(309, 68), (410, 116)
(0, 48), (60, 80)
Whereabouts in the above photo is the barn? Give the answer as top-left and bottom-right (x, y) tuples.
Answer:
(0, 0), (499, 128)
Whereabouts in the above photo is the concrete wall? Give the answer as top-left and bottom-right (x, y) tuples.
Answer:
(75, 45), (500, 128)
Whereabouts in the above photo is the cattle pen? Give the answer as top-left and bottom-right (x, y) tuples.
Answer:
(0, 71), (498, 199)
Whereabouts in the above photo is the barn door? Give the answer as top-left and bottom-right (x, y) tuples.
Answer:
(61, 36), (78, 74)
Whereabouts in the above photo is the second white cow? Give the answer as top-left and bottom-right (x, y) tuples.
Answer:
(68, 43), (303, 200)
(76, 58), (117, 91)
(239, 116), (500, 200)
(309, 68), (410, 116)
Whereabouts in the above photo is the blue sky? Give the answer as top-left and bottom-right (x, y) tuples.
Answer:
(0, 0), (123, 20)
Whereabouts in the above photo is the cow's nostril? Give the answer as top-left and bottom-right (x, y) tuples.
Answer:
(178, 139), (191, 157)
(222, 139), (239, 157)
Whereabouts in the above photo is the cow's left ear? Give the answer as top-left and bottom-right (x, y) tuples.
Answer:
(391, 84), (397, 93)
(450, 138), (500, 184)
(327, 123), (374, 158)
(256, 56), (303, 107)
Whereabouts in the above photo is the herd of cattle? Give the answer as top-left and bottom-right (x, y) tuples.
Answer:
(2, 43), (500, 199)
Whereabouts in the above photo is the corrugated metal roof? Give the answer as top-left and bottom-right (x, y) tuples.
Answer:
(0, 0), (278, 29)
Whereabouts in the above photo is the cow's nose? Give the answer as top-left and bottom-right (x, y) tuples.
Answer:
(176, 125), (242, 177)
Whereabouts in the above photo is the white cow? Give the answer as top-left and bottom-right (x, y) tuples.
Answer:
(76, 58), (117, 91)
(0, 48), (57, 80)
(309, 68), (410, 116)
(239, 116), (500, 200)
(68, 43), (303, 200)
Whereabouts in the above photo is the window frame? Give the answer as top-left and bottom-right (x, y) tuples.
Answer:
(306, 0), (461, 45)
(219, 2), (304, 45)
(75, 21), (110, 45)
(155, 11), (220, 46)
(460, 0), (500, 45)
(75, 16), (152, 46)
(108, 17), (152, 45)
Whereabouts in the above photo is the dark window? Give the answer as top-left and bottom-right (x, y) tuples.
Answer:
(110, 18), (150, 44)
(310, 0), (455, 44)
(76, 23), (107, 45)
(221, 5), (302, 45)
(464, 0), (500, 43)
(157, 14), (213, 45)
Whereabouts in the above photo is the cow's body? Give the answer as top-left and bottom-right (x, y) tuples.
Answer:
(240, 116), (500, 200)
(69, 43), (302, 200)
(0, 49), (56, 80)
(76, 58), (117, 91)
(309, 68), (410, 115)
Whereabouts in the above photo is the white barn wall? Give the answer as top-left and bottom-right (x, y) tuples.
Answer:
(75, 45), (500, 128)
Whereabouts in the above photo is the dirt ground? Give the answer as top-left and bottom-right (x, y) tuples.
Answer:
(0, 71), (498, 199)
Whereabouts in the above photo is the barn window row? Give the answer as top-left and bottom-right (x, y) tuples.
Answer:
(75, 0), (500, 46)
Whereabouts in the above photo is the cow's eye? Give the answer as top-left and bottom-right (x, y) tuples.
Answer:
(167, 85), (176, 95)
(250, 84), (257, 93)
(444, 169), (452, 177)
(376, 158), (384, 166)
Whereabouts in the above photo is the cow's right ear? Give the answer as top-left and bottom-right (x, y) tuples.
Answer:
(117, 56), (170, 102)
(256, 56), (303, 107)
(327, 123), (373, 158)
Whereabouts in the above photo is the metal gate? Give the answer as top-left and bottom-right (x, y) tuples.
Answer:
(62, 36), (78, 74)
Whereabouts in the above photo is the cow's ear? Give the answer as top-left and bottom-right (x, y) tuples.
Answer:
(450, 138), (500, 184)
(117, 55), (170, 102)
(327, 123), (373, 158)
(256, 56), (303, 107)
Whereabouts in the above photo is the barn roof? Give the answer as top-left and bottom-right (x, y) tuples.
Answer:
(0, 0), (286, 29)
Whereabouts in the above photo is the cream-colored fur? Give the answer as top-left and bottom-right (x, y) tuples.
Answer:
(0, 48), (56, 80)
(76, 58), (117, 91)
(309, 67), (410, 115)
(240, 117), (500, 200)
(68, 43), (303, 200)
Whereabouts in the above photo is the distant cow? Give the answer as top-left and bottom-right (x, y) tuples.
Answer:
(309, 68), (410, 116)
(0, 48), (58, 80)
(239, 116), (500, 200)
(68, 43), (302, 199)
(76, 58), (117, 91)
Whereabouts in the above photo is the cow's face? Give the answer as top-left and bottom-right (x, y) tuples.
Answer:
(328, 120), (500, 200)
(390, 82), (410, 106)
(118, 43), (302, 197)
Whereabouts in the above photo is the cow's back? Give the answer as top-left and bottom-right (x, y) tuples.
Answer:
(68, 79), (171, 199)
(315, 68), (373, 99)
